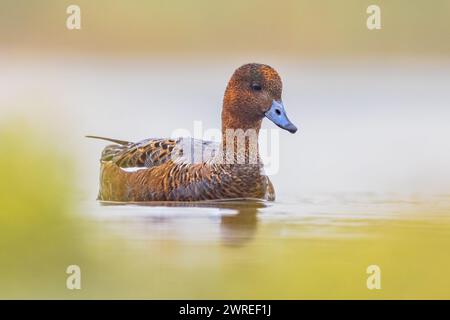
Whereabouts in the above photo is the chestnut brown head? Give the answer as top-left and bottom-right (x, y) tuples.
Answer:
(222, 63), (297, 134)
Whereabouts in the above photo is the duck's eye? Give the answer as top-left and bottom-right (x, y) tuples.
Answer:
(251, 83), (262, 91)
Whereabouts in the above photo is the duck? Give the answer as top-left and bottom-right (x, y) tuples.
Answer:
(87, 63), (298, 202)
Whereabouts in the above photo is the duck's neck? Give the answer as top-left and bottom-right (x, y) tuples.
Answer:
(220, 108), (262, 165)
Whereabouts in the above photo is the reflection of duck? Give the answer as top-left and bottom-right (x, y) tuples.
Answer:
(100, 199), (266, 246)
(88, 63), (297, 202)
(220, 200), (266, 246)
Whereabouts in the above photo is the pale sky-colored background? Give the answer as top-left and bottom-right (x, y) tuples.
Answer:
(1, 0), (450, 200)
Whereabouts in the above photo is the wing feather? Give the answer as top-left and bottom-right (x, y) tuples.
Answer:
(94, 137), (219, 168)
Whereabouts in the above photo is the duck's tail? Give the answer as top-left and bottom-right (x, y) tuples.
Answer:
(85, 135), (131, 146)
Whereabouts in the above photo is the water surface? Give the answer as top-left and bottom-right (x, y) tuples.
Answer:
(76, 193), (450, 299)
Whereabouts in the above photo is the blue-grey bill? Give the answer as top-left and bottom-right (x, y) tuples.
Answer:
(264, 100), (298, 134)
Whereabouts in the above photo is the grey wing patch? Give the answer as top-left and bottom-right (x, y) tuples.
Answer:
(173, 138), (219, 164)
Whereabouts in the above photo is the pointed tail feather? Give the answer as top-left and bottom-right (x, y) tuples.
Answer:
(85, 135), (131, 146)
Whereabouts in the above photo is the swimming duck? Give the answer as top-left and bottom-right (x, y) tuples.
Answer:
(88, 63), (297, 202)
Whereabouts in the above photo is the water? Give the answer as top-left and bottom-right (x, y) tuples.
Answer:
(86, 194), (450, 244)
(71, 193), (450, 299)
(2, 191), (449, 298)
(1, 57), (450, 298)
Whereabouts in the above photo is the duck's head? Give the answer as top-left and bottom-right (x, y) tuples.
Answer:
(222, 63), (297, 134)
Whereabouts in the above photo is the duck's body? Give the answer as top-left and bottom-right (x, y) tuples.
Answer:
(90, 63), (297, 202)
(95, 136), (275, 201)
